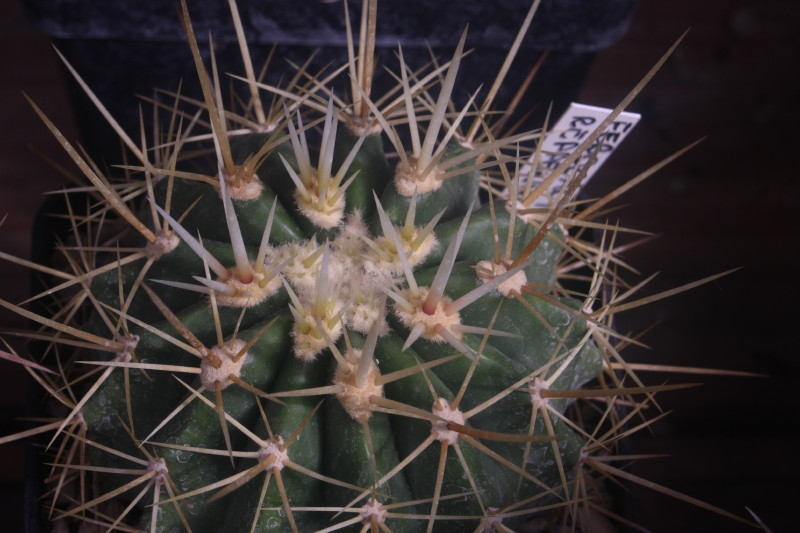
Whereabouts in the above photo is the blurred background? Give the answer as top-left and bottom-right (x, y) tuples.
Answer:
(1, 0), (797, 531)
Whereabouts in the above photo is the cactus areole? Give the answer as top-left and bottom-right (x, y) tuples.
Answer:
(13, 1), (631, 532)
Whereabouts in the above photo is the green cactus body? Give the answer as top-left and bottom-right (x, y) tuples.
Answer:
(76, 95), (603, 530)
(0, 1), (629, 531)
(0, 1), (759, 531)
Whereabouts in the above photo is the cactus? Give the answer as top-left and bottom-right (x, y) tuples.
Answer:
(0, 1), (756, 532)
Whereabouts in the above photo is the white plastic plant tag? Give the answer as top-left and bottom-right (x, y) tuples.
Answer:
(519, 102), (641, 208)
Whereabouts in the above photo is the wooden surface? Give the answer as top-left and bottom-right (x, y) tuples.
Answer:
(1, 0), (797, 531)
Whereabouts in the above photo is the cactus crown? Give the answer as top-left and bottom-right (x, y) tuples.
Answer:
(0, 1), (755, 532)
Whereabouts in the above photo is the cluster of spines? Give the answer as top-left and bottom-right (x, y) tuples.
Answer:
(0, 0), (761, 532)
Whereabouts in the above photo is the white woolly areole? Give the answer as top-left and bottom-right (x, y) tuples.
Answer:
(475, 260), (527, 297)
(200, 338), (247, 390)
(364, 228), (438, 278)
(334, 350), (384, 422)
(215, 267), (281, 308)
(360, 498), (388, 525)
(332, 211), (370, 263)
(394, 157), (444, 196)
(270, 241), (321, 295)
(528, 376), (548, 407)
(294, 180), (346, 230)
(116, 334), (139, 362)
(431, 398), (465, 445)
(147, 458), (168, 482)
(223, 167), (264, 201)
(291, 313), (343, 362)
(258, 436), (289, 471)
(393, 287), (462, 343)
(344, 298), (389, 335)
(144, 231), (180, 260)
(326, 213), (393, 335)
(406, 229), (439, 266)
(480, 508), (503, 532)
(342, 283), (387, 333)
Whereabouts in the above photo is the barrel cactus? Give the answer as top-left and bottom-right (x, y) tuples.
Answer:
(0, 1), (754, 532)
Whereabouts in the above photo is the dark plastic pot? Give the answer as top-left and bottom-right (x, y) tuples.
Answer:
(21, 0), (637, 163)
